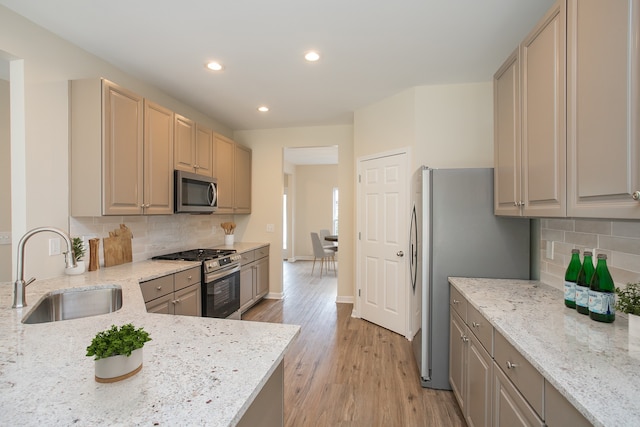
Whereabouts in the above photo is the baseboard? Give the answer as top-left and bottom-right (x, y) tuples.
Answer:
(265, 292), (284, 300)
(335, 295), (354, 304)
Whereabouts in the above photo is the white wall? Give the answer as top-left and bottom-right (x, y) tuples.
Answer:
(233, 125), (354, 301)
(293, 164), (338, 257)
(0, 78), (10, 280)
(0, 5), (232, 279)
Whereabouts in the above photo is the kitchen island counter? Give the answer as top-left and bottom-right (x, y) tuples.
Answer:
(449, 277), (640, 427)
(0, 260), (300, 426)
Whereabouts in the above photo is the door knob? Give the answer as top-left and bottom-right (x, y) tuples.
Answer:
(397, 251), (404, 257)
(632, 191), (640, 201)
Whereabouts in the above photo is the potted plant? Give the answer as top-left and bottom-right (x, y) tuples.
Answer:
(65, 237), (87, 275)
(86, 323), (151, 383)
(615, 283), (640, 338)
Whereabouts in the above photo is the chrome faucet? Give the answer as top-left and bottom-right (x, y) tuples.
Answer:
(13, 227), (77, 308)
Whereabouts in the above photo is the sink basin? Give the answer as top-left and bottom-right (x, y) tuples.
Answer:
(23, 285), (123, 324)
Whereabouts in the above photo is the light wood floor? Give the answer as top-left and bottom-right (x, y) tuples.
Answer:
(242, 261), (466, 427)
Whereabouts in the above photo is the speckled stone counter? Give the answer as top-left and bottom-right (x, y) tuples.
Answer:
(449, 277), (640, 427)
(0, 260), (299, 426)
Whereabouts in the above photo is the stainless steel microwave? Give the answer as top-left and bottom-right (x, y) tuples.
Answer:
(174, 170), (218, 214)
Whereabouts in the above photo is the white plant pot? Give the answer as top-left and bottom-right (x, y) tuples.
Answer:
(224, 234), (235, 246)
(629, 314), (640, 339)
(94, 348), (143, 383)
(65, 260), (86, 275)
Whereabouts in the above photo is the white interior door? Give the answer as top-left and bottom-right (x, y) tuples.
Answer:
(358, 151), (408, 336)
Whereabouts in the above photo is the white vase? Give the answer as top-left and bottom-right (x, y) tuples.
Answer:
(224, 234), (235, 246)
(65, 260), (86, 275)
(94, 348), (143, 383)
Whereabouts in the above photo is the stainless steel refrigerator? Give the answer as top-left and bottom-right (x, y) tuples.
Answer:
(409, 167), (530, 390)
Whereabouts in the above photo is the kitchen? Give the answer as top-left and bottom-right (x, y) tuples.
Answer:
(2, 0), (640, 426)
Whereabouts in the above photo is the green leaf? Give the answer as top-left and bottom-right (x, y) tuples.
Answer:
(86, 323), (151, 360)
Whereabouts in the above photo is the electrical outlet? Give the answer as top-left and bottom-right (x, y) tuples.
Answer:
(49, 238), (61, 256)
(266, 224), (275, 232)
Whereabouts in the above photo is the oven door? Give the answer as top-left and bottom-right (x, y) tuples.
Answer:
(202, 264), (240, 319)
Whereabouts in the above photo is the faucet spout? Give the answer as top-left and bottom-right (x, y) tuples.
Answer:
(13, 227), (77, 309)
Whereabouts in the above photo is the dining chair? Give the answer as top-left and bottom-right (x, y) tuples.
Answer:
(319, 228), (338, 252)
(310, 232), (336, 277)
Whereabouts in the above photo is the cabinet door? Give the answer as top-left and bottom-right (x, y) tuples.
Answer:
(255, 256), (269, 297)
(567, 0), (640, 218)
(195, 124), (214, 177)
(466, 332), (492, 427)
(449, 311), (467, 412)
(173, 283), (202, 317)
(215, 133), (235, 213)
(240, 264), (255, 310)
(145, 293), (174, 314)
(492, 363), (544, 427)
(494, 49), (523, 216)
(520, 0), (566, 217)
(143, 101), (174, 215)
(103, 81), (144, 215)
(234, 143), (252, 213)
(174, 114), (195, 173)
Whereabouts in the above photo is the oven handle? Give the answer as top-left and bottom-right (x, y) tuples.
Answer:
(205, 264), (241, 282)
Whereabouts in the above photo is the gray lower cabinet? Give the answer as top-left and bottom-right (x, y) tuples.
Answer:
(240, 245), (270, 313)
(141, 266), (201, 316)
(449, 284), (592, 427)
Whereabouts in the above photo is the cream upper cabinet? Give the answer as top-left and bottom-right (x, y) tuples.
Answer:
(567, 0), (640, 219)
(494, 49), (522, 216)
(174, 115), (214, 178)
(71, 79), (173, 216)
(195, 124), (214, 178)
(174, 114), (196, 173)
(234, 143), (252, 214)
(214, 133), (252, 214)
(520, 0), (567, 217)
(143, 101), (174, 215)
(215, 133), (235, 213)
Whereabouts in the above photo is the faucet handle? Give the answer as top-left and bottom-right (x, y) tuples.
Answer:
(25, 277), (36, 287)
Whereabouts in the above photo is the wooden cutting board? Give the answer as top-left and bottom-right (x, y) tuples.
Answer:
(103, 224), (133, 267)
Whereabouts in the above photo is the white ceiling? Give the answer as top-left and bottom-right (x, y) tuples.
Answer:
(0, 0), (554, 131)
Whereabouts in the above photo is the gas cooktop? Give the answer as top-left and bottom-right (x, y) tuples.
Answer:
(152, 248), (236, 262)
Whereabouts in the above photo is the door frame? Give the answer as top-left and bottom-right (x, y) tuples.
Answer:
(354, 147), (411, 337)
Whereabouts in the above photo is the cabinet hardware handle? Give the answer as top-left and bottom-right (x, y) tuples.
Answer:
(633, 191), (640, 201)
(156, 286), (162, 290)
(187, 275), (192, 280)
(506, 361), (517, 369)
(461, 336), (469, 343)
(472, 322), (480, 328)
(453, 299), (459, 304)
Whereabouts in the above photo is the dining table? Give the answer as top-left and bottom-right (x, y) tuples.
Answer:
(324, 235), (338, 242)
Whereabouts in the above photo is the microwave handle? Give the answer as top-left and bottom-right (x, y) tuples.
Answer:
(208, 182), (217, 207)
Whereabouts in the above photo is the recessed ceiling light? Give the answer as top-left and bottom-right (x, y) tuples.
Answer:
(257, 106), (269, 112)
(206, 61), (223, 71)
(304, 51), (320, 62)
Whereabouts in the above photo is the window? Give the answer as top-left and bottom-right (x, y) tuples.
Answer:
(332, 187), (339, 234)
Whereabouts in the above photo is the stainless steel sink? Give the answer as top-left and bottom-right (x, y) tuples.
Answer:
(22, 285), (123, 324)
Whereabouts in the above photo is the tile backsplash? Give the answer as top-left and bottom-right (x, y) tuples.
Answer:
(70, 214), (235, 266)
(539, 218), (640, 291)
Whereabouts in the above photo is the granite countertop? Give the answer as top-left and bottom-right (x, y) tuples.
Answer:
(221, 241), (269, 254)
(0, 258), (299, 426)
(449, 277), (640, 427)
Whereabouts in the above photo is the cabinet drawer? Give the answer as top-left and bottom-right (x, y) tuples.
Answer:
(467, 304), (493, 356)
(450, 286), (467, 322)
(255, 246), (269, 260)
(140, 275), (174, 302)
(240, 250), (255, 264)
(174, 267), (200, 291)
(494, 331), (544, 418)
(144, 291), (174, 314)
(493, 361), (544, 427)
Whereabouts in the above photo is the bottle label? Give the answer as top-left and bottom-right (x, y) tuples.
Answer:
(575, 286), (589, 308)
(588, 290), (616, 315)
(564, 281), (576, 302)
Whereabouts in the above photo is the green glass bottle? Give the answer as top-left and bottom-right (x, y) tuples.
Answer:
(564, 249), (581, 308)
(588, 254), (615, 323)
(575, 251), (594, 315)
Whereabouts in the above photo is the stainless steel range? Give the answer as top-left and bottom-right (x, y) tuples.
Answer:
(153, 249), (242, 319)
